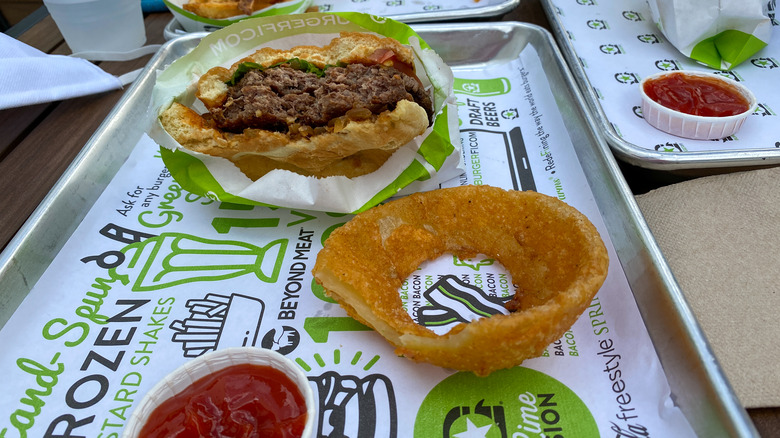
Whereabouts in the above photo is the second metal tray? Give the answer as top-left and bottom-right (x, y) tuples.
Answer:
(541, 0), (780, 172)
(164, 0), (521, 40)
(310, 0), (521, 23)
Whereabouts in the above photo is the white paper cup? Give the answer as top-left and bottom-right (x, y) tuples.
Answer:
(639, 70), (756, 140)
(122, 347), (315, 438)
(43, 0), (146, 54)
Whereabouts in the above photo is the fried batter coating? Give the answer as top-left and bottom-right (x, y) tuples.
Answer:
(312, 185), (609, 376)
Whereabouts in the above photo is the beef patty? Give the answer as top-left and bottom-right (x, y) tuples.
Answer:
(209, 62), (433, 134)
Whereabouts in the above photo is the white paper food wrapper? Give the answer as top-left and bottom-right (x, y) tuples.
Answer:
(163, 0), (313, 33)
(148, 12), (461, 213)
(647, 0), (772, 70)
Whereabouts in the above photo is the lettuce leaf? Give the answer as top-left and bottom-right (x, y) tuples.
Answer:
(226, 58), (350, 85)
(226, 61), (264, 86)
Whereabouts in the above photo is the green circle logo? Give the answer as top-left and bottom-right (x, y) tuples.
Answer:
(415, 367), (598, 437)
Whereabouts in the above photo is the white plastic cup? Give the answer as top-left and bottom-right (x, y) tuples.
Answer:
(43, 0), (146, 54)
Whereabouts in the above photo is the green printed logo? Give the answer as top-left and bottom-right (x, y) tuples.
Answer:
(654, 59), (681, 71)
(111, 232), (288, 291)
(415, 367), (598, 437)
(600, 44), (624, 55)
(587, 19), (608, 30)
(454, 77), (511, 97)
(622, 10), (642, 21)
(614, 72), (640, 85)
(637, 34), (660, 44)
(654, 142), (687, 152)
(754, 103), (776, 117)
(453, 255), (494, 271)
(751, 57), (779, 69)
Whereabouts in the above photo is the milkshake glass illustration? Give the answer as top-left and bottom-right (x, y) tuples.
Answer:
(112, 232), (287, 291)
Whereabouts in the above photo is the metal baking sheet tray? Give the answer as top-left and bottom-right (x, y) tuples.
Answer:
(164, 0), (521, 39)
(0, 22), (756, 436)
(540, 0), (780, 172)
(310, 0), (521, 23)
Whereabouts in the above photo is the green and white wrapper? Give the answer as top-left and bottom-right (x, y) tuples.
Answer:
(647, 0), (772, 70)
(148, 13), (461, 214)
(163, 0), (313, 33)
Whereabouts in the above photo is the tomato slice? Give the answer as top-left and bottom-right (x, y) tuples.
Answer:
(367, 48), (421, 86)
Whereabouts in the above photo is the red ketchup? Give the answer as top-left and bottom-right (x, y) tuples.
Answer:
(138, 363), (308, 438)
(643, 72), (751, 117)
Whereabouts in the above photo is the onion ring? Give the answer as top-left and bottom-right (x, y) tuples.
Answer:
(312, 185), (609, 376)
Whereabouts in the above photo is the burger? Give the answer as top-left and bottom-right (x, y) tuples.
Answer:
(159, 32), (434, 180)
(182, 0), (294, 20)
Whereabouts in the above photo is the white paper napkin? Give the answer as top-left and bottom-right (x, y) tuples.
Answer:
(0, 32), (156, 110)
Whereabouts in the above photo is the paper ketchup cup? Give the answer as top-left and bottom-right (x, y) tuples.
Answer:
(639, 70), (756, 140)
(122, 347), (315, 437)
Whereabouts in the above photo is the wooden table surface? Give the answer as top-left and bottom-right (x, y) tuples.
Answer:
(0, 1), (777, 436)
